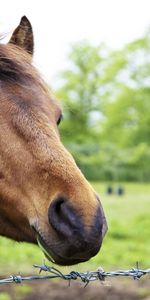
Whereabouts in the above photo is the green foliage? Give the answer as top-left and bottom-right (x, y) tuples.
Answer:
(57, 41), (108, 144)
(57, 32), (150, 181)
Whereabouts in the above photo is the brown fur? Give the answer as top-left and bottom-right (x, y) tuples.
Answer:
(0, 17), (107, 265)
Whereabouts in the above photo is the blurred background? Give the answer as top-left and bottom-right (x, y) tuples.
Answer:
(0, 1), (150, 299)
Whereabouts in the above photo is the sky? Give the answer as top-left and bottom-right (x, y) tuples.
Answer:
(0, 0), (150, 86)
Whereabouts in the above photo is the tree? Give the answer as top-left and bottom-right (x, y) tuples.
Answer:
(57, 41), (110, 175)
(57, 31), (150, 181)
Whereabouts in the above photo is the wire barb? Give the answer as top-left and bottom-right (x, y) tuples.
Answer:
(0, 264), (149, 285)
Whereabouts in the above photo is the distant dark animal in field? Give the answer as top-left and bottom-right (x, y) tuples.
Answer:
(0, 16), (107, 265)
(107, 186), (113, 195)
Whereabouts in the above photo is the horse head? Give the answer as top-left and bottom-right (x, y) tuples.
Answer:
(0, 16), (107, 265)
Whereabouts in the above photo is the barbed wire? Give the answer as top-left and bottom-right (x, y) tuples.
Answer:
(0, 263), (150, 286)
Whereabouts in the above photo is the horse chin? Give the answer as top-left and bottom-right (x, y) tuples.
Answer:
(36, 232), (88, 266)
(36, 234), (55, 264)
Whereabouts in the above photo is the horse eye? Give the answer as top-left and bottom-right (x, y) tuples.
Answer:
(57, 114), (63, 126)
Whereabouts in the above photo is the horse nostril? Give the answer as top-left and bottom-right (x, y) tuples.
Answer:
(48, 196), (82, 237)
(52, 197), (64, 217)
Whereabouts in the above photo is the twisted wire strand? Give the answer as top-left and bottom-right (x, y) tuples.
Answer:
(0, 264), (149, 285)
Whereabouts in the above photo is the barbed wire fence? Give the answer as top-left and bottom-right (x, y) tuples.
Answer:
(0, 263), (150, 286)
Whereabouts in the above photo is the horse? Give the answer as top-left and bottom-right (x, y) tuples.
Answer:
(0, 16), (107, 265)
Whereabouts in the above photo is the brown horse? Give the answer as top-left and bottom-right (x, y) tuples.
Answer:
(0, 16), (107, 265)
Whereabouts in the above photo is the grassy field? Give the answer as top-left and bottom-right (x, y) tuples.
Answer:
(0, 182), (149, 275)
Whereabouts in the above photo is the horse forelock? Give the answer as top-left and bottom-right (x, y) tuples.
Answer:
(0, 43), (45, 89)
(0, 43), (59, 116)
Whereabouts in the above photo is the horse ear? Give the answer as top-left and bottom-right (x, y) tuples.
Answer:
(9, 16), (34, 56)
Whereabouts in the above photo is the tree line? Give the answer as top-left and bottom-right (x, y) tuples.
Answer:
(57, 30), (150, 181)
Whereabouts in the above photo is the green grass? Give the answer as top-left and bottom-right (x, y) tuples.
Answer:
(0, 182), (149, 275)
(89, 182), (150, 270)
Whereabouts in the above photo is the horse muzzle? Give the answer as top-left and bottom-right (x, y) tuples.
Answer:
(33, 196), (107, 266)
